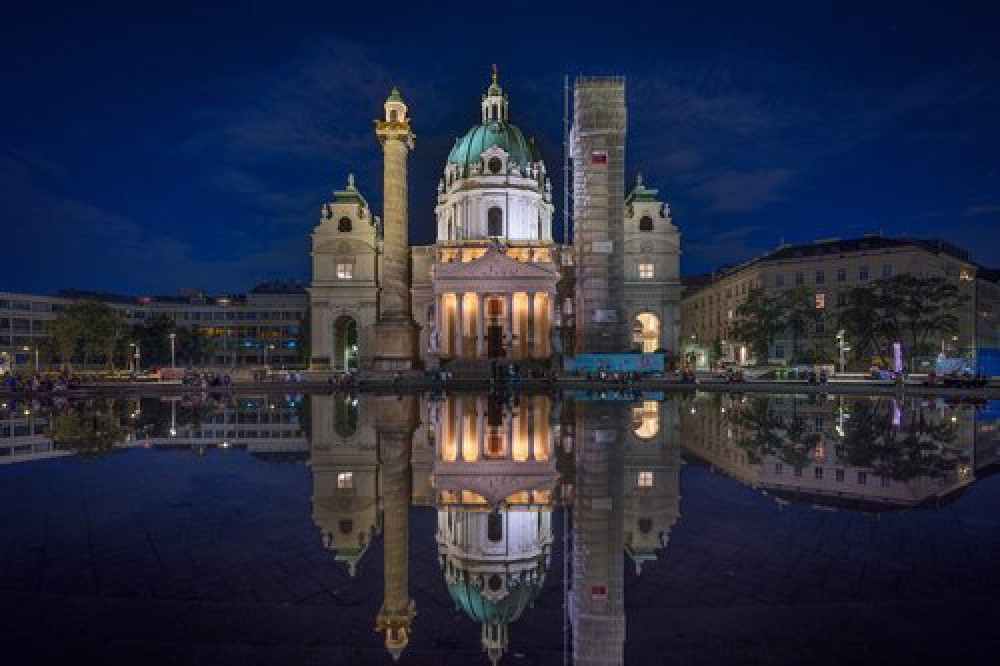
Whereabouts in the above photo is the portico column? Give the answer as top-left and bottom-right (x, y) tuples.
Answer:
(527, 292), (536, 358)
(547, 292), (556, 357)
(477, 294), (485, 357)
(477, 401), (485, 458)
(456, 292), (465, 358)
(506, 293), (514, 358)
(527, 396), (535, 461)
(435, 293), (444, 355)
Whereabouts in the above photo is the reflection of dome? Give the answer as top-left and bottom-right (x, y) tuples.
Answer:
(447, 122), (539, 171)
(448, 575), (538, 625)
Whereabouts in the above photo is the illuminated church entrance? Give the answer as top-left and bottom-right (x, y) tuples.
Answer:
(633, 313), (660, 353)
(333, 315), (359, 371)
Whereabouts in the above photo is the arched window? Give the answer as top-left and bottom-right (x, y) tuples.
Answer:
(487, 156), (503, 174)
(487, 206), (503, 237)
(338, 217), (352, 232)
(389, 109), (398, 122)
(639, 215), (653, 231)
(487, 511), (503, 542)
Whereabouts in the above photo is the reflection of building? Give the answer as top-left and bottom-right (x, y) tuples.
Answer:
(679, 393), (978, 508)
(0, 402), (60, 463)
(433, 394), (556, 664)
(570, 401), (626, 665)
(624, 400), (680, 574)
(310, 393), (379, 576)
(309, 72), (682, 371)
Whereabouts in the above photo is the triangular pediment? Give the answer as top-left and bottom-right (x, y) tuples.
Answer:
(435, 246), (558, 281)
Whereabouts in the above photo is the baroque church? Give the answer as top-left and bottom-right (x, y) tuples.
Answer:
(309, 71), (681, 371)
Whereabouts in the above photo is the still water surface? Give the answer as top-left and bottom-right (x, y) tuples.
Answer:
(1, 391), (999, 664)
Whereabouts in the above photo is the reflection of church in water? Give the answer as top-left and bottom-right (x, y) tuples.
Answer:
(309, 392), (680, 664)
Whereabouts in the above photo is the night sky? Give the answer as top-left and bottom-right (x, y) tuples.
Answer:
(2, 0), (998, 296)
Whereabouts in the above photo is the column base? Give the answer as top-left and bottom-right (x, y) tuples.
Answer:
(373, 319), (420, 371)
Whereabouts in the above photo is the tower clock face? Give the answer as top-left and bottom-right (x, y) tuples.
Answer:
(488, 156), (503, 174)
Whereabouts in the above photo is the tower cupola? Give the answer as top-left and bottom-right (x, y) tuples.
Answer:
(481, 65), (509, 124)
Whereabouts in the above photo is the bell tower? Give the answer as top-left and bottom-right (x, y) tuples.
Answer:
(374, 87), (419, 370)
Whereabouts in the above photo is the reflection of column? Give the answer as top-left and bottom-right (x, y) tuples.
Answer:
(547, 293), (555, 358)
(572, 401), (626, 665)
(506, 293), (514, 357)
(434, 294), (443, 354)
(375, 395), (418, 660)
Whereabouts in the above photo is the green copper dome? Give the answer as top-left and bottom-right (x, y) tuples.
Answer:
(448, 577), (538, 625)
(447, 121), (540, 172)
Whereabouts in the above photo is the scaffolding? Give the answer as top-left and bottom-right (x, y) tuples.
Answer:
(571, 77), (627, 353)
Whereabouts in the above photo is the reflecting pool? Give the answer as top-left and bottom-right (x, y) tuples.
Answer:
(2, 391), (999, 664)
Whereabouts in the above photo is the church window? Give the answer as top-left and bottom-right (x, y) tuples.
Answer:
(337, 216), (352, 232)
(487, 513), (503, 543)
(337, 472), (353, 489)
(487, 206), (503, 236)
(336, 263), (353, 279)
(488, 156), (503, 175)
(638, 471), (654, 487)
(639, 215), (653, 231)
(389, 109), (398, 122)
(638, 518), (653, 534)
(639, 263), (654, 279)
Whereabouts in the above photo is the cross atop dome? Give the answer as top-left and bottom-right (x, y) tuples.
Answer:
(482, 65), (508, 124)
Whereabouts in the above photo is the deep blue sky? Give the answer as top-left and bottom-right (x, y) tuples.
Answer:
(2, 0), (998, 295)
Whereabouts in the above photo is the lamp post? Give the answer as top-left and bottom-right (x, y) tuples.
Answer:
(836, 330), (847, 375)
(130, 342), (141, 374)
(264, 343), (274, 369)
(169, 332), (176, 368)
(22, 345), (38, 373)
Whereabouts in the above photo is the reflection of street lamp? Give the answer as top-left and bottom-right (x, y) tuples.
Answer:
(22, 345), (38, 373)
(129, 342), (141, 373)
(169, 332), (176, 368)
(264, 343), (275, 368)
(169, 399), (176, 437)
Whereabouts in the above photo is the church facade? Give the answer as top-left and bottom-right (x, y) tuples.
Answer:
(309, 73), (681, 371)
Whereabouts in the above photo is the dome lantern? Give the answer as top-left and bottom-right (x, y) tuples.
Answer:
(481, 64), (509, 124)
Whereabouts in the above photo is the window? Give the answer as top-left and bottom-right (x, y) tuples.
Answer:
(814, 467), (824, 480)
(837, 267), (847, 282)
(774, 463), (783, 475)
(337, 217), (352, 232)
(857, 471), (867, 485)
(815, 293), (825, 309)
(815, 270), (825, 284)
(882, 264), (893, 278)
(487, 206), (503, 236)
(775, 273), (785, 287)
(336, 263), (353, 279)
(638, 263), (654, 279)
(638, 471), (654, 487)
(795, 272), (804, 285)
(837, 292), (848, 307)
(488, 156), (503, 174)
(775, 344), (785, 359)
(793, 466), (802, 477)
(639, 215), (653, 231)
(859, 266), (869, 281)
(337, 472), (353, 489)
(835, 469), (845, 482)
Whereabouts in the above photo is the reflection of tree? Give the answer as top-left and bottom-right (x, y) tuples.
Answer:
(48, 399), (127, 459)
(836, 400), (965, 481)
(731, 397), (819, 467)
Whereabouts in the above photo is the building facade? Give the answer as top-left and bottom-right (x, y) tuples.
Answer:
(1, 284), (309, 372)
(309, 73), (682, 371)
(680, 235), (1000, 370)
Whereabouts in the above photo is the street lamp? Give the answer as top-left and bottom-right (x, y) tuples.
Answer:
(835, 330), (849, 375)
(169, 332), (177, 368)
(129, 342), (141, 374)
(22, 345), (38, 373)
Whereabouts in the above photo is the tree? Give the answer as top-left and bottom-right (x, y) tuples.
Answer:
(130, 314), (176, 367)
(779, 287), (822, 361)
(175, 327), (217, 366)
(50, 300), (128, 369)
(878, 275), (966, 358)
(728, 288), (783, 363)
(49, 398), (127, 459)
(837, 286), (891, 361)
